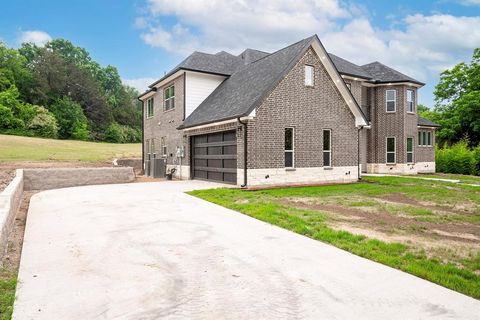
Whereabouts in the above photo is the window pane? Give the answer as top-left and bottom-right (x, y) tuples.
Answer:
(423, 132), (427, 146)
(285, 151), (293, 167)
(427, 132), (431, 145)
(387, 101), (395, 112)
(305, 66), (313, 86)
(386, 90), (395, 101)
(346, 83), (351, 90)
(407, 90), (413, 102)
(387, 152), (395, 163)
(387, 138), (395, 152)
(407, 153), (413, 163)
(323, 130), (330, 151)
(418, 132), (422, 145)
(407, 138), (413, 152)
(285, 128), (293, 150)
(323, 151), (331, 167)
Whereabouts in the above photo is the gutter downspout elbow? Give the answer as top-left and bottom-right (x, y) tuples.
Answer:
(237, 117), (248, 188)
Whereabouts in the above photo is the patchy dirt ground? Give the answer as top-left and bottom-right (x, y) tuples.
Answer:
(282, 193), (480, 261)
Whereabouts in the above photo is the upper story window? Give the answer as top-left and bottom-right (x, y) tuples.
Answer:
(407, 89), (414, 113)
(386, 137), (396, 164)
(305, 65), (314, 86)
(386, 89), (396, 112)
(418, 130), (432, 146)
(164, 85), (175, 111)
(146, 98), (154, 118)
(285, 127), (294, 168)
(323, 129), (332, 167)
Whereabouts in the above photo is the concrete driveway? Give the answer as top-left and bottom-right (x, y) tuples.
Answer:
(13, 181), (480, 319)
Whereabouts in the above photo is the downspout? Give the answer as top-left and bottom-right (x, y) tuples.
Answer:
(139, 98), (144, 174)
(237, 117), (248, 188)
(357, 126), (363, 181)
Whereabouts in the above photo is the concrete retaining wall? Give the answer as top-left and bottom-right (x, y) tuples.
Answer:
(23, 167), (135, 191)
(0, 169), (24, 261)
(115, 158), (142, 174)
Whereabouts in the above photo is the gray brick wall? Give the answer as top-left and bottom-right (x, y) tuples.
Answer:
(247, 47), (358, 169)
(143, 73), (187, 166)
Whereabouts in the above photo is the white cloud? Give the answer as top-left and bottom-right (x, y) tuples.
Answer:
(459, 0), (480, 5)
(17, 30), (52, 46)
(136, 0), (480, 105)
(123, 77), (157, 92)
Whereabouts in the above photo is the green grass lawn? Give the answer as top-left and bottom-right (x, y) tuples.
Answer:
(189, 176), (480, 299)
(0, 270), (16, 320)
(0, 134), (141, 162)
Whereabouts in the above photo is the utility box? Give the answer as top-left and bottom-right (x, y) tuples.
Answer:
(153, 158), (166, 178)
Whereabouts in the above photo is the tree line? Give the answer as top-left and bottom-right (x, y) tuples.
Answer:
(419, 48), (480, 148)
(0, 39), (142, 143)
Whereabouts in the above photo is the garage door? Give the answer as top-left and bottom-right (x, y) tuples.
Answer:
(192, 130), (237, 184)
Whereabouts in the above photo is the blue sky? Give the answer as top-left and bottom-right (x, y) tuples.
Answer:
(1, 0), (479, 107)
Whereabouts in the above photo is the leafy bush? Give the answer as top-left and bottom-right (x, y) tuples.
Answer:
(48, 97), (90, 140)
(27, 106), (58, 138)
(104, 122), (141, 143)
(436, 141), (478, 175)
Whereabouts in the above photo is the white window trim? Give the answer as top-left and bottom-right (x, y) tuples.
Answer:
(345, 82), (351, 91)
(418, 130), (433, 147)
(406, 137), (414, 164)
(406, 89), (415, 113)
(304, 65), (314, 87)
(386, 89), (396, 113)
(164, 84), (175, 111)
(323, 129), (332, 168)
(146, 98), (154, 119)
(161, 137), (167, 157)
(386, 137), (396, 164)
(285, 127), (295, 168)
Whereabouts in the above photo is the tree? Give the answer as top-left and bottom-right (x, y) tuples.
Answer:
(48, 97), (90, 140)
(433, 48), (480, 146)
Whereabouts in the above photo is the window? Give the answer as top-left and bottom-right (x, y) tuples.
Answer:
(161, 137), (167, 157)
(150, 139), (155, 155)
(406, 137), (414, 163)
(285, 128), (294, 168)
(345, 83), (351, 91)
(418, 130), (433, 146)
(407, 89), (414, 113)
(386, 89), (396, 112)
(323, 129), (332, 167)
(146, 98), (154, 118)
(164, 85), (175, 111)
(386, 137), (396, 164)
(305, 65), (314, 86)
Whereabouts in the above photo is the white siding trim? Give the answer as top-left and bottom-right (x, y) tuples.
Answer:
(185, 72), (225, 118)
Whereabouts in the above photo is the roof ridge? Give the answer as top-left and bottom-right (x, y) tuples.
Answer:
(248, 35), (314, 65)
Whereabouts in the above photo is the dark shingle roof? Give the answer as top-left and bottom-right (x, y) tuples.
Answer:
(179, 36), (315, 128)
(238, 49), (270, 64)
(418, 117), (440, 127)
(361, 62), (424, 85)
(149, 51), (243, 88)
(328, 53), (372, 79)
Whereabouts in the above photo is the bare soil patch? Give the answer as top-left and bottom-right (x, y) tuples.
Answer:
(282, 195), (480, 246)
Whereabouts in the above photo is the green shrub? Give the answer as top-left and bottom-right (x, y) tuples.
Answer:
(104, 122), (140, 143)
(27, 106), (58, 138)
(48, 97), (90, 140)
(0, 104), (22, 129)
(473, 146), (480, 175)
(436, 141), (477, 175)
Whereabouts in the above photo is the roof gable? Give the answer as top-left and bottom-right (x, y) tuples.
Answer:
(180, 35), (369, 129)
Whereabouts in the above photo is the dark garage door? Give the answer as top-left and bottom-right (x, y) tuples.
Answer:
(192, 130), (237, 184)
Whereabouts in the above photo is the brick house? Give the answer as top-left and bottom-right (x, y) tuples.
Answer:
(139, 35), (439, 186)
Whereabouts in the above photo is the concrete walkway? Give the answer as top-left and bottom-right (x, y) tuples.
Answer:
(13, 181), (480, 319)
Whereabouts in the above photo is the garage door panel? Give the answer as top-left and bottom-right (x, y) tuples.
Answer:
(223, 145), (236, 155)
(223, 159), (236, 168)
(192, 130), (237, 184)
